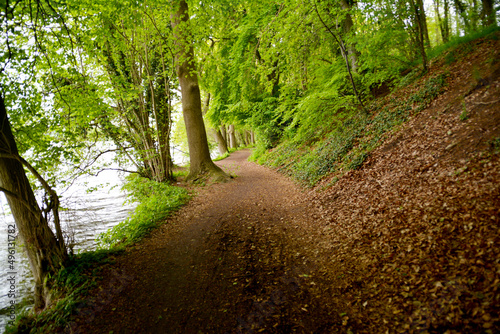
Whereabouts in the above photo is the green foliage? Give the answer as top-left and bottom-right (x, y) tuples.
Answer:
(489, 137), (500, 154)
(96, 175), (190, 249)
(348, 152), (369, 170)
(254, 74), (447, 187)
(6, 250), (121, 333)
(427, 26), (500, 60)
(213, 152), (230, 161)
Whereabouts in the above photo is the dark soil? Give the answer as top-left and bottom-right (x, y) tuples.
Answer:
(66, 150), (336, 333)
(63, 35), (500, 334)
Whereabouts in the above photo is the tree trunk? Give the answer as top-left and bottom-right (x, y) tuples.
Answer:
(410, 0), (428, 72)
(0, 95), (68, 310)
(228, 124), (237, 149)
(171, 0), (228, 182)
(416, 0), (430, 47)
(339, 0), (360, 72)
(214, 129), (229, 156)
(481, 0), (496, 26)
(454, 0), (471, 32)
(202, 94), (228, 156)
(220, 125), (227, 143)
(313, 2), (365, 109)
(237, 131), (247, 147)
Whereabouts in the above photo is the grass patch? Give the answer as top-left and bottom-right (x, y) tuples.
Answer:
(96, 175), (190, 249)
(427, 25), (500, 60)
(213, 152), (230, 161)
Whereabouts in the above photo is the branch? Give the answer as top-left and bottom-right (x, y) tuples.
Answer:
(313, 0), (365, 110)
(92, 167), (141, 176)
(0, 152), (65, 248)
(472, 99), (499, 105)
(0, 186), (40, 217)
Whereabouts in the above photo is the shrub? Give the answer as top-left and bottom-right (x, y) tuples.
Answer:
(96, 175), (190, 249)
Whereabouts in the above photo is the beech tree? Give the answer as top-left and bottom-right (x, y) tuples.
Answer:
(171, 0), (228, 182)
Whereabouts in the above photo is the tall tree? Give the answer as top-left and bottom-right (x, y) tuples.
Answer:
(434, 0), (451, 43)
(410, 0), (429, 71)
(313, 0), (365, 109)
(0, 94), (68, 309)
(481, 0), (497, 26)
(340, 0), (360, 72)
(171, 0), (228, 182)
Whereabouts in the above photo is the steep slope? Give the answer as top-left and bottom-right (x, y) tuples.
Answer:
(290, 33), (500, 332)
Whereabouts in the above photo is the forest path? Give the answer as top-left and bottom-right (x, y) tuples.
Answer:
(70, 149), (334, 333)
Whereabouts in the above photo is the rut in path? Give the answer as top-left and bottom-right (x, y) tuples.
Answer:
(69, 149), (336, 334)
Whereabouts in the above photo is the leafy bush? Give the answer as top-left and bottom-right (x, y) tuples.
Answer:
(96, 175), (190, 249)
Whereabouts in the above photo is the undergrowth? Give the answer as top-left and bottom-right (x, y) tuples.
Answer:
(253, 73), (447, 187)
(96, 175), (190, 249)
(6, 250), (121, 334)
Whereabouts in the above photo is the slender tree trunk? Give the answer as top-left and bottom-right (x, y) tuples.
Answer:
(454, 0), (471, 32)
(313, 2), (365, 110)
(410, 0), (428, 72)
(202, 94), (228, 156)
(443, 0), (450, 42)
(245, 131), (251, 146)
(171, 0), (228, 182)
(220, 125), (227, 143)
(228, 124), (237, 149)
(250, 131), (255, 145)
(339, 0), (359, 72)
(237, 131), (248, 147)
(214, 129), (229, 155)
(0, 95), (67, 310)
(416, 0), (430, 47)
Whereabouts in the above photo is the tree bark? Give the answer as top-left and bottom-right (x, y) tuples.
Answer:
(416, 0), (430, 47)
(228, 124), (237, 149)
(434, 0), (450, 43)
(202, 94), (228, 156)
(220, 125), (227, 143)
(171, 0), (228, 182)
(453, 0), (471, 32)
(214, 129), (229, 156)
(313, 2), (365, 110)
(481, 0), (496, 26)
(339, 0), (360, 72)
(410, 0), (428, 72)
(0, 95), (68, 310)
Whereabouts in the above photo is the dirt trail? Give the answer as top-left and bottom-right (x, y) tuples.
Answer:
(68, 149), (334, 333)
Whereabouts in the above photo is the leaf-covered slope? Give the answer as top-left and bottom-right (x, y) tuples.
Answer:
(276, 32), (500, 332)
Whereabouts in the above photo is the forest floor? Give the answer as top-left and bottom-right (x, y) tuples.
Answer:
(63, 38), (500, 333)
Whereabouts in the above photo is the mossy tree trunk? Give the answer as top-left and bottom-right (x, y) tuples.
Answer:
(0, 95), (68, 310)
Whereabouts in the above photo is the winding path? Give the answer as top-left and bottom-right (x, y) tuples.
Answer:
(69, 149), (334, 333)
